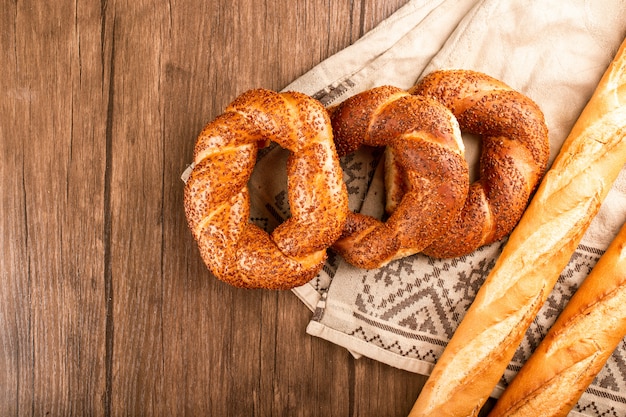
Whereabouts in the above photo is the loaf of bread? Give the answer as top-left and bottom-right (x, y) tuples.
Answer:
(487, 219), (626, 417)
(408, 36), (626, 417)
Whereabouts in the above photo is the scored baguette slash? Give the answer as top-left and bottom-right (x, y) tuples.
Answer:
(488, 220), (626, 417)
(408, 38), (626, 417)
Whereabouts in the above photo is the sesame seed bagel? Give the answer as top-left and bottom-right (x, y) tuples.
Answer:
(329, 85), (469, 269)
(410, 69), (550, 258)
(184, 89), (348, 289)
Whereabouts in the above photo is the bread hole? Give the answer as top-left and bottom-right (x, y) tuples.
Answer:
(248, 143), (290, 234)
(462, 132), (482, 183)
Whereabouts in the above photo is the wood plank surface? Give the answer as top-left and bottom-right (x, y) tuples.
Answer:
(1, 0), (431, 415)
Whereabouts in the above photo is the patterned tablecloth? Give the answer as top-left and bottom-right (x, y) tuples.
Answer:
(244, 1), (626, 415)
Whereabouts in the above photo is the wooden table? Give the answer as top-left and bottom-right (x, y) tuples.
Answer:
(1, 0), (436, 415)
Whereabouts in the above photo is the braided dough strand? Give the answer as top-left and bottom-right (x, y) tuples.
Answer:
(410, 69), (550, 258)
(184, 89), (348, 289)
(330, 86), (469, 269)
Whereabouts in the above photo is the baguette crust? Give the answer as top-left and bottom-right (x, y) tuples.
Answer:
(409, 37), (626, 417)
(488, 221), (626, 417)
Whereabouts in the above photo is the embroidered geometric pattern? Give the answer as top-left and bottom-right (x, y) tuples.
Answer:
(317, 242), (626, 415)
(247, 78), (626, 416)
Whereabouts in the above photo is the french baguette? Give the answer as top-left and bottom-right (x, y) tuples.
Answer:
(487, 219), (626, 417)
(408, 36), (626, 417)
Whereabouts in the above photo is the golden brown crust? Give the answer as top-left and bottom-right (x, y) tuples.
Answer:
(409, 40), (626, 417)
(184, 89), (348, 289)
(330, 86), (469, 269)
(488, 222), (626, 417)
(410, 69), (550, 258)
(487, 40), (626, 417)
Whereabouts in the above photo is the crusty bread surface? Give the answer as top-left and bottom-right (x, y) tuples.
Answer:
(184, 89), (349, 289)
(411, 69), (550, 259)
(408, 36), (626, 417)
(329, 86), (469, 269)
(488, 220), (626, 417)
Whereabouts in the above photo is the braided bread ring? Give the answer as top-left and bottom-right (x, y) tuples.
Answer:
(410, 69), (550, 258)
(329, 86), (469, 269)
(184, 89), (348, 289)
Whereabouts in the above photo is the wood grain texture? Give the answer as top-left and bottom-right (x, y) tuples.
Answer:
(1, 0), (428, 416)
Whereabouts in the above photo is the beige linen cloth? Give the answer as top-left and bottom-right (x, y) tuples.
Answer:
(185, 0), (626, 415)
(284, 0), (626, 415)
